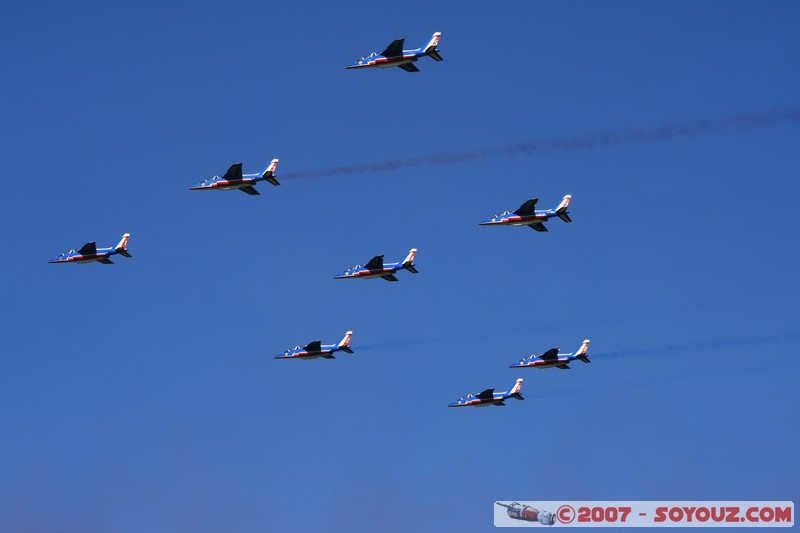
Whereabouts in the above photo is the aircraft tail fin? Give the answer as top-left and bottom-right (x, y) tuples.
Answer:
(554, 195), (572, 222)
(509, 378), (524, 398)
(576, 339), (591, 363)
(423, 32), (443, 61)
(338, 331), (354, 353)
(260, 158), (280, 186)
(402, 248), (418, 273)
(115, 233), (132, 258)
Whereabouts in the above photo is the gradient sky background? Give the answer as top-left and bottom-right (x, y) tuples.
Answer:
(1, 1), (799, 531)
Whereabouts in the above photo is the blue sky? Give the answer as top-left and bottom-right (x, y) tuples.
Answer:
(1, 1), (798, 531)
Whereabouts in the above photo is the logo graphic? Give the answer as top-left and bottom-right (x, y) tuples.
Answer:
(496, 502), (556, 526)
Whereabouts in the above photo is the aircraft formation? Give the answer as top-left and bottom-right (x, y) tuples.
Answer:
(48, 32), (591, 406)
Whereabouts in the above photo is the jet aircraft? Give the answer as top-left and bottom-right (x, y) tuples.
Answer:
(509, 339), (591, 370)
(334, 249), (418, 282)
(449, 378), (524, 407)
(49, 233), (132, 264)
(190, 159), (279, 195)
(346, 32), (442, 72)
(480, 195), (572, 232)
(275, 331), (354, 360)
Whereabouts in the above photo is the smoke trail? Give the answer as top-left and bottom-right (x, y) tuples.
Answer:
(592, 330), (800, 360)
(530, 331), (799, 400)
(282, 108), (800, 180)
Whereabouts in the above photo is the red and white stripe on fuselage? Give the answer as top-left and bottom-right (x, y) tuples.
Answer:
(466, 398), (503, 407)
(70, 254), (109, 263)
(287, 349), (334, 359)
(370, 55), (416, 68)
(350, 268), (395, 278)
(523, 357), (569, 368)
(214, 179), (254, 190)
(505, 214), (546, 226)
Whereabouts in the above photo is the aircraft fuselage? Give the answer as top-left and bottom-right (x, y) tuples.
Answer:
(510, 355), (578, 369)
(480, 213), (549, 226)
(346, 54), (419, 69)
(191, 177), (257, 191)
(49, 248), (116, 264)
(334, 265), (401, 279)
(276, 345), (341, 360)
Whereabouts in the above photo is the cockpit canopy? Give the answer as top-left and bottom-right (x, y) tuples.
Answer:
(359, 52), (379, 60)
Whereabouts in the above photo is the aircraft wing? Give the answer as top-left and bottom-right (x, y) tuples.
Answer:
(476, 388), (495, 400)
(222, 163), (243, 180)
(98, 258), (114, 264)
(556, 364), (571, 370)
(364, 255), (384, 270)
(529, 223), (548, 232)
(303, 340), (322, 352)
(78, 242), (97, 255)
(514, 198), (538, 215)
(381, 274), (399, 282)
(239, 186), (260, 195)
(398, 63), (420, 72)
(540, 348), (559, 360)
(381, 38), (405, 58)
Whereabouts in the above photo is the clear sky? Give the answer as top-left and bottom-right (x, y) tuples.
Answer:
(1, 1), (798, 531)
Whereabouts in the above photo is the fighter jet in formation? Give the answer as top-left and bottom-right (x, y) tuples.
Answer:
(49, 233), (132, 265)
(509, 339), (591, 370)
(449, 378), (524, 407)
(480, 195), (572, 232)
(334, 249), (418, 282)
(346, 32), (443, 72)
(190, 159), (280, 195)
(275, 331), (354, 360)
